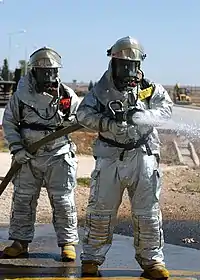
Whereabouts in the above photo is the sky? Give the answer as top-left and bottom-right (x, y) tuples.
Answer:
(0, 0), (199, 85)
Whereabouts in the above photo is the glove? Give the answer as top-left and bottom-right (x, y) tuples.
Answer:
(114, 110), (126, 122)
(126, 108), (145, 125)
(107, 119), (128, 136)
(14, 149), (35, 164)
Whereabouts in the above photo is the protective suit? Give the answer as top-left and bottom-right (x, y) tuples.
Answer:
(2, 47), (80, 261)
(77, 36), (173, 278)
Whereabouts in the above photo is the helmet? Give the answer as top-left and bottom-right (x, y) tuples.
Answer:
(29, 47), (62, 94)
(107, 36), (146, 62)
(107, 36), (146, 91)
(29, 47), (62, 68)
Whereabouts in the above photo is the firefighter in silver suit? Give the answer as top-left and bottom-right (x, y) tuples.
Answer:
(2, 47), (80, 261)
(77, 36), (173, 278)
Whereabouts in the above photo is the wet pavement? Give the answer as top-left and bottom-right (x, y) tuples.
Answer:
(1, 269), (200, 280)
(0, 224), (199, 279)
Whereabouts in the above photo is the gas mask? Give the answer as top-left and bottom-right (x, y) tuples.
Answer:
(29, 47), (62, 96)
(112, 57), (141, 91)
(32, 67), (60, 96)
(107, 36), (146, 91)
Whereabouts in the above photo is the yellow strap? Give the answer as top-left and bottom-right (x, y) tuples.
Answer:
(138, 86), (154, 101)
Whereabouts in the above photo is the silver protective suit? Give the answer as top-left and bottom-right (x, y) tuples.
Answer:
(76, 68), (173, 268)
(2, 72), (80, 246)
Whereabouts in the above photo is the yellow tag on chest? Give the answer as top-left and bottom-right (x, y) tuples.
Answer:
(138, 86), (154, 101)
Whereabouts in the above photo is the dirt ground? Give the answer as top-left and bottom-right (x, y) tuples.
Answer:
(1, 129), (200, 248)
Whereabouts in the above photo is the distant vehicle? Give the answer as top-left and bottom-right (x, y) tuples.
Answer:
(173, 84), (192, 105)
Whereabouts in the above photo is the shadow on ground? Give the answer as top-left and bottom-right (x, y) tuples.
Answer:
(113, 219), (200, 250)
(78, 217), (200, 249)
(79, 218), (200, 250)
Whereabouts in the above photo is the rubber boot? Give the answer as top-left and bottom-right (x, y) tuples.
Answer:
(143, 264), (169, 279)
(2, 240), (28, 258)
(61, 244), (76, 262)
(81, 261), (99, 276)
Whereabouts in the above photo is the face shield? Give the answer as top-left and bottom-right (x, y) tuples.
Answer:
(107, 37), (146, 91)
(32, 67), (60, 95)
(112, 57), (141, 90)
(29, 47), (62, 96)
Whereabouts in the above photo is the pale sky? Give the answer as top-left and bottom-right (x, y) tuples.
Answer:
(0, 0), (199, 85)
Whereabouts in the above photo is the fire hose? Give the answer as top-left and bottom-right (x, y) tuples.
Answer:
(0, 122), (82, 197)
(0, 100), (153, 197)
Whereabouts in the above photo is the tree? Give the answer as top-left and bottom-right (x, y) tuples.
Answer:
(88, 80), (94, 91)
(18, 60), (29, 76)
(1, 58), (9, 80)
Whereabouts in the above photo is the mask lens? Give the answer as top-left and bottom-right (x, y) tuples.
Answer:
(112, 58), (140, 87)
(33, 67), (59, 93)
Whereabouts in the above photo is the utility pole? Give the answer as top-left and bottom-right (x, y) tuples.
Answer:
(8, 30), (26, 79)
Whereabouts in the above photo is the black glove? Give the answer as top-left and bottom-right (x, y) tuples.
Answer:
(113, 110), (126, 122)
(113, 107), (144, 124)
(14, 148), (35, 164)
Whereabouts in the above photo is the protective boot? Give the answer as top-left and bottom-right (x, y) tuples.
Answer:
(143, 264), (169, 279)
(81, 261), (99, 276)
(2, 240), (28, 258)
(61, 244), (76, 262)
